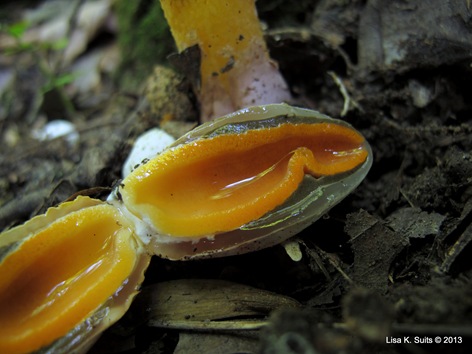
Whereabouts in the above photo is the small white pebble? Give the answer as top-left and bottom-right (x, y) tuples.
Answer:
(282, 239), (303, 262)
(31, 119), (79, 146)
(122, 128), (175, 178)
(408, 79), (433, 108)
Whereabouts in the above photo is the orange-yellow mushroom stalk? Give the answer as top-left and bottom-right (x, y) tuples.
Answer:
(160, 0), (292, 121)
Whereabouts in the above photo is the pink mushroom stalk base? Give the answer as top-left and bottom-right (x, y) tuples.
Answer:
(160, 0), (292, 121)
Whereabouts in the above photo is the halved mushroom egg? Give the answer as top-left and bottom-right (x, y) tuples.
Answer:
(0, 196), (150, 354)
(112, 104), (372, 260)
(0, 104), (371, 353)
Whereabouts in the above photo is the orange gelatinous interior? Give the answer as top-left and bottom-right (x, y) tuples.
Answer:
(121, 123), (368, 237)
(0, 203), (137, 354)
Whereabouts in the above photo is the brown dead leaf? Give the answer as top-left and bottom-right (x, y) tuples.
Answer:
(345, 210), (409, 293)
(132, 279), (301, 331)
(358, 0), (472, 73)
(386, 207), (445, 239)
(440, 197), (472, 273)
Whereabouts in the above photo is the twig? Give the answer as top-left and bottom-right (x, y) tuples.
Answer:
(328, 71), (360, 117)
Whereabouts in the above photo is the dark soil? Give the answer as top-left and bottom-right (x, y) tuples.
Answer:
(1, 1), (471, 353)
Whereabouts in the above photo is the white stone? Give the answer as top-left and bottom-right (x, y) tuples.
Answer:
(122, 128), (175, 178)
(31, 119), (79, 146)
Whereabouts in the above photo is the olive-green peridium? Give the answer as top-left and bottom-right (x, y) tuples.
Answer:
(0, 104), (371, 353)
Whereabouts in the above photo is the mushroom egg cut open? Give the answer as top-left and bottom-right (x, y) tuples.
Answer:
(0, 104), (372, 353)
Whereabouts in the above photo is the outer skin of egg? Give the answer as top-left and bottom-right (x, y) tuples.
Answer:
(115, 104), (372, 259)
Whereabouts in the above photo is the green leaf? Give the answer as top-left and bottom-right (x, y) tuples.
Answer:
(53, 73), (75, 87)
(42, 73), (76, 93)
(50, 38), (69, 51)
(6, 21), (30, 39)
